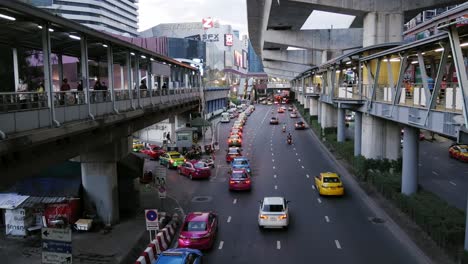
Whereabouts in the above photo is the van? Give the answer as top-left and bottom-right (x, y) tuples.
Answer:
(221, 112), (230, 123)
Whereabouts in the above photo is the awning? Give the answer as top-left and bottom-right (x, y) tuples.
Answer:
(0, 193), (30, 209)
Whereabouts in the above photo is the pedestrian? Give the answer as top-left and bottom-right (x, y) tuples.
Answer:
(427, 72), (434, 93)
(76, 80), (83, 91)
(60, 78), (71, 91)
(166, 132), (171, 144)
(37, 81), (44, 93)
(139, 80), (148, 90)
(93, 78), (102, 90)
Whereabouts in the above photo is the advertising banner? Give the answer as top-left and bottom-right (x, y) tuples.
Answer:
(5, 208), (32, 236)
(225, 34), (233, 46)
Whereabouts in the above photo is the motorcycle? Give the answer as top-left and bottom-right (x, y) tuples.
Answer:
(282, 126), (286, 133)
(287, 138), (292, 145)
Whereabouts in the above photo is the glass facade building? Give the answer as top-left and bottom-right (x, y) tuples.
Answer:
(20, 0), (139, 37)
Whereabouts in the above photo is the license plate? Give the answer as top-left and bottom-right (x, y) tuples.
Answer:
(190, 238), (198, 241)
(270, 217), (277, 221)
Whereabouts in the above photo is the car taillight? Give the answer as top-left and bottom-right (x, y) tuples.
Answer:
(279, 214), (287, 220)
(228, 139), (232, 143)
(170, 160), (174, 163)
(179, 234), (187, 239)
(260, 215), (268, 219)
(245, 179), (251, 184)
(229, 180), (235, 184)
(239, 139), (242, 143)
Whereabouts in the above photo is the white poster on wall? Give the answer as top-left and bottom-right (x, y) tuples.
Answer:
(5, 208), (30, 236)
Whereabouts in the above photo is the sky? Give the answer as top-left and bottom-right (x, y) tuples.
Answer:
(137, 1), (354, 37)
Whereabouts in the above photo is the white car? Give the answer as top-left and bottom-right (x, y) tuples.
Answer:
(290, 112), (297, 118)
(258, 197), (289, 229)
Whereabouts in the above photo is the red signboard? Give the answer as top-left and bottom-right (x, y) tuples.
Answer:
(225, 34), (233, 46)
(234, 51), (242, 67)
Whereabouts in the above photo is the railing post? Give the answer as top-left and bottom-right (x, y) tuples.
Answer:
(80, 34), (94, 120)
(135, 55), (141, 108)
(42, 23), (60, 127)
(107, 44), (118, 114)
(126, 51), (135, 110)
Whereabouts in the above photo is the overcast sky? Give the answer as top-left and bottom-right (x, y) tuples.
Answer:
(137, 1), (354, 37)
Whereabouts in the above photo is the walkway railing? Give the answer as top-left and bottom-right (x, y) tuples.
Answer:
(0, 88), (201, 136)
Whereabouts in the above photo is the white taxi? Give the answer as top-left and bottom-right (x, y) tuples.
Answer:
(258, 197), (289, 229)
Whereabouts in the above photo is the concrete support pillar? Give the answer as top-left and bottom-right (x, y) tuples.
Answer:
(309, 98), (318, 116)
(169, 116), (176, 143)
(317, 102), (322, 123)
(354, 112), (362, 156)
(385, 120), (401, 160)
(363, 12), (403, 47)
(79, 137), (130, 225)
(304, 96), (310, 109)
(120, 65), (124, 90)
(337, 107), (346, 142)
(320, 103), (337, 129)
(401, 125), (419, 195)
(12, 48), (19, 91)
(361, 115), (385, 159)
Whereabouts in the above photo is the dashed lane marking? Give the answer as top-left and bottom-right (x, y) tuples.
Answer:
(306, 174), (310, 178)
(301, 166), (305, 169)
(293, 148), (296, 150)
(227, 216), (232, 223)
(277, 241), (281, 250)
(298, 159), (301, 162)
(450, 181), (457, 186)
(218, 241), (224, 250)
(335, 240), (342, 249)
(233, 199), (237, 204)
(272, 159), (275, 162)
(295, 153), (298, 156)
(274, 174), (277, 178)
(317, 198), (322, 203)
(273, 166), (276, 170)
(325, 216), (330, 222)
(312, 185), (315, 190)
(275, 185), (278, 190)
(432, 171), (439, 176)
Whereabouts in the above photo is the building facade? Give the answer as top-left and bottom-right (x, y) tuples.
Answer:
(20, 0), (139, 37)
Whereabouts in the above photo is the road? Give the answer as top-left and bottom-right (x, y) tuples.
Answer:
(161, 105), (429, 263)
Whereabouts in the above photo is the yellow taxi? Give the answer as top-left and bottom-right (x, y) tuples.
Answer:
(132, 139), (144, 152)
(314, 172), (344, 196)
(160, 151), (186, 169)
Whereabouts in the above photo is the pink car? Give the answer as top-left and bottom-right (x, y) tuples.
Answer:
(178, 212), (218, 250)
(177, 161), (211, 180)
(229, 169), (251, 191)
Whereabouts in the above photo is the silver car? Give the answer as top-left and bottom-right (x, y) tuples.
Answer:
(258, 197), (289, 229)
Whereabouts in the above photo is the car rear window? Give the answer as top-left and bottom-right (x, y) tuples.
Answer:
(231, 172), (247, 179)
(183, 221), (207, 231)
(323, 177), (340, 183)
(232, 160), (248, 166)
(262, 204), (284, 212)
(170, 154), (182, 159)
(194, 162), (207, 169)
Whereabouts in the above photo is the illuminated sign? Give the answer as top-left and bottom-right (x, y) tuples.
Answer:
(202, 17), (214, 29)
(234, 51), (242, 67)
(202, 34), (219, 42)
(225, 34), (233, 46)
(242, 50), (248, 69)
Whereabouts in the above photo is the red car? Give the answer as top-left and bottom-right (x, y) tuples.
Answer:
(140, 144), (165, 160)
(178, 161), (211, 180)
(178, 212), (218, 250)
(277, 108), (284, 113)
(229, 169), (251, 191)
(230, 128), (243, 137)
(226, 147), (242, 162)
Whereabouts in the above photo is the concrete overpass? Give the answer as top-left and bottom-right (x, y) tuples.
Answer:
(247, 0), (466, 79)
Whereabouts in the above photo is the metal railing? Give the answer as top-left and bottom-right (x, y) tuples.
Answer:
(333, 85), (362, 100)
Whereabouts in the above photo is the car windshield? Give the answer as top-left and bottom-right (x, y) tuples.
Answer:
(194, 162), (207, 169)
(231, 172), (247, 179)
(183, 221), (207, 231)
(460, 148), (468, 153)
(230, 136), (239, 140)
(262, 204), (284, 212)
(271, 117), (277, 120)
(232, 160), (248, 166)
(323, 177), (340, 183)
(170, 154), (181, 159)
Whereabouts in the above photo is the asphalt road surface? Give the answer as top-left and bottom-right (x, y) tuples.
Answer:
(162, 105), (430, 263)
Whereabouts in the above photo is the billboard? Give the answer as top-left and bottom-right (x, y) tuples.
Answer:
(234, 51), (242, 67)
(225, 34), (233, 46)
(242, 50), (248, 69)
(202, 17), (214, 29)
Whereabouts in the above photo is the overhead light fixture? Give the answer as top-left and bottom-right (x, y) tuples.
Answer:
(102, 44), (108, 48)
(346, 61), (352, 65)
(141, 55), (146, 59)
(411, 61), (418, 64)
(0, 13), (16, 21)
(434, 48), (444, 52)
(461, 42), (468, 47)
(130, 52), (135, 56)
(389, 58), (400, 62)
(48, 28), (54, 32)
(336, 70), (341, 73)
(150, 58), (154, 61)
(421, 52), (426, 55)
(37, 25), (43, 29)
(352, 67), (356, 70)
(69, 34), (81, 40)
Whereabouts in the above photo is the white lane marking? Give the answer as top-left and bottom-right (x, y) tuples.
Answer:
(218, 241), (224, 250)
(277, 241), (281, 250)
(298, 159), (301, 162)
(273, 166), (276, 169)
(272, 159), (275, 162)
(293, 148), (296, 150)
(450, 181), (457, 186)
(274, 185), (278, 190)
(325, 216), (330, 222)
(227, 216), (232, 223)
(271, 144), (273, 146)
(271, 148), (273, 151)
(306, 174), (310, 178)
(233, 199), (237, 204)
(272, 153), (274, 156)
(295, 153), (298, 156)
(335, 240), (342, 249)
(317, 198), (322, 203)
(432, 171), (439, 176)
(274, 174), (277, 178)
(301, 166), (305, 169)
(312, 185), (315, 190)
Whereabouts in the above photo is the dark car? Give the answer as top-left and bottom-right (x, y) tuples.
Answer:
(295, 121), (306, 130)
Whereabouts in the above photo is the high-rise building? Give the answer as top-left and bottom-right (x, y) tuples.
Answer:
(19, 0), (139, 37)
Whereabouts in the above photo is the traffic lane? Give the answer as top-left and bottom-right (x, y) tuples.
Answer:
(418, 139), (468, 211)
(282, 117), (426, 263)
